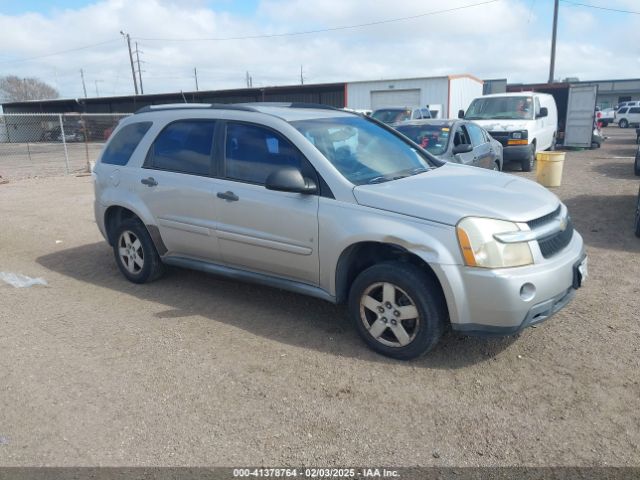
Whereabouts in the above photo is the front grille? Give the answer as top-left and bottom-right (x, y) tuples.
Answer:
(488, 131), (509, 146)
(527, 205), (562, 229)
(537, 217), (574, 258)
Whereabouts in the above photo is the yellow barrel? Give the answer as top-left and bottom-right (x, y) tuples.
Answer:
(535, 151), (566, 187)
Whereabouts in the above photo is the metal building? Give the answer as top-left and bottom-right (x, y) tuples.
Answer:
(1, 82), (347, 114)
(345, 74), (483, 118)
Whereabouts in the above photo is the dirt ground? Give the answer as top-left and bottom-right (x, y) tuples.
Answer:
(0, 128), (639, 467)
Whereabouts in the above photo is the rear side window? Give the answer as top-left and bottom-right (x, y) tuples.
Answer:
(629, 107), (640, 114)
(101, 122), (151, 166)
(146, 120), (216, 176)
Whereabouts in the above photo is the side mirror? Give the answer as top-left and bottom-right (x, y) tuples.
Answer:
(538, 107), (548, 118)
(452, 143), (473, 154)
(458, 109), (465, 119)
(265, 166), (317, 194)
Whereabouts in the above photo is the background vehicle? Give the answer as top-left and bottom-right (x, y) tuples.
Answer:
(460, 92), (558, 171)
(371, 107), (431, 124)
(635, 144), (640, 176)
(393, 119), (503, 170)
(597, 108), (615, 127)
(94, 103), (585, 360)
(615, 106), (640, 129)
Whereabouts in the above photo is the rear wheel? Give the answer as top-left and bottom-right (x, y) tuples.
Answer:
(521, 144), (535, 172)
(619, 118), (629, 129)
(348, 262), (447, 360)
(112, 218), (164, 283)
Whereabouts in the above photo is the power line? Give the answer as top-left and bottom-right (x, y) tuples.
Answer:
(559, 0), (640, 15)
(134, 0), (502, 42)
(0, 39), (120, 65)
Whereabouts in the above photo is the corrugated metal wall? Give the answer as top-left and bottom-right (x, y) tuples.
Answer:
(346, 77), (449, 113)
(449, 77), (484, 117)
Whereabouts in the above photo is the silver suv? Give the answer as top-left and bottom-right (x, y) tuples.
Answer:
(94, 103), (587, 359)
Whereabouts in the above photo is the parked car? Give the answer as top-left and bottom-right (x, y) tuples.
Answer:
(616, 101), (640, 110)
(393, 119), (503, 170)
(597, 108), (615, 127)
(615, 106), (640, 128)
(459, 92), (558, 172)
(371, 107), (431, 124)
(94, 103), (586, 360)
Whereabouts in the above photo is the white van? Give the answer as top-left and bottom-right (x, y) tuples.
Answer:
(460, 92), (558, 171)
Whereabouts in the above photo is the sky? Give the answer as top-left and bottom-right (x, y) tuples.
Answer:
(0, 0), (638, 100)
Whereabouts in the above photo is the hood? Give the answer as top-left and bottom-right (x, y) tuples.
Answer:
(469, 119), (532, 132)
(353, 163), (559, 226)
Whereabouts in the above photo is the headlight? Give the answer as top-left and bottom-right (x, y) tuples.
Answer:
(456, 217), (533, 268)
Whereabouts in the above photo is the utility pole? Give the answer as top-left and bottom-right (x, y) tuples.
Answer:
(120, 30), (139, 95)
(94, 80), (103, 97)
(194, 67), (199, 91)
(80, 69), (87, 98)
(135, 41), (144, 94)
(548, 0), (559, 83)
(300, 65), (304, 85)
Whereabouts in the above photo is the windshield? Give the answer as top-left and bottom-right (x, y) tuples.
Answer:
(395, 124), (451, 156)
(371, 109), (411, 124)
(292, 116), (435, 185)
(465, 96), (534, 120)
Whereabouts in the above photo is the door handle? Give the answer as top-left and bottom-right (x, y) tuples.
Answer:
(217, 191), (239, 202)
(141, 177), (157, 187)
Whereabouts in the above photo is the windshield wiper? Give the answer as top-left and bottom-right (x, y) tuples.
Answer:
(367, 176), (391, 184)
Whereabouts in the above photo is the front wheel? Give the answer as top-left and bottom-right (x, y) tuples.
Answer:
(619, 119), (629, 129)
(348, 262), (447, 360)
(521, 144), (535, 172)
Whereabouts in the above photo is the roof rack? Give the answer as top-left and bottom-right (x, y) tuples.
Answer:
(135, 103), (259, 114)
(238, 102), (342, 111)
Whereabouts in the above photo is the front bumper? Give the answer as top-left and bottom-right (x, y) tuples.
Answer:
(432, 231), (585, 335)
(502, 144), (532, 162)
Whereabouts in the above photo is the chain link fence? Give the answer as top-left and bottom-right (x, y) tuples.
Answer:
(0, 113), (130, 180)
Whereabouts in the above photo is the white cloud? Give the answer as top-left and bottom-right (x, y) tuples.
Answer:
(0, 0), (638, 100)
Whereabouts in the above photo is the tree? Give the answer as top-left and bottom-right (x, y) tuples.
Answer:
(0, 75), (59, 102)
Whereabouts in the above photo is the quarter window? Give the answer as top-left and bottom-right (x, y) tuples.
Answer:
(101, 122), (151, 166)
(224, 122), (312, 185)
(146, 120), (215, 176)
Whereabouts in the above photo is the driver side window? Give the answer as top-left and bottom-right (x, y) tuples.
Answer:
(454, 126), (471, 146)
(224, 122), (316, 186)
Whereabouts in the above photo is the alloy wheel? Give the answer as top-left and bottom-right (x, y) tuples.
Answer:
(118, 230), (144, 275)
(359, 282), (420, 348)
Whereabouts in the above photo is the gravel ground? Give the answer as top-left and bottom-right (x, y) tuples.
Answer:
(0, 127), (639, 467)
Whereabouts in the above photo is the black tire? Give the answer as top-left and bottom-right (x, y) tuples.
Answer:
(348, 261), (447, 360)
(493, 160), (501, 171)
(619, 119), (629, 129)
(112, 218), (164, 283)
(635, 149), (640, 176)
(521, 144), (535, 172)
(549, 133), (557, 151)
(635, 188), (640, 238)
